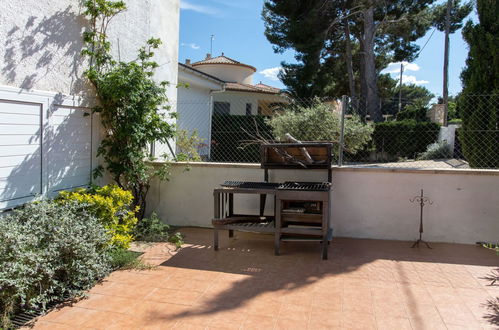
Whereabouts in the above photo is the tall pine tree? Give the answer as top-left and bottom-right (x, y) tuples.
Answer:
(263, 0), (435, 122)
(459, 0), (498, 168)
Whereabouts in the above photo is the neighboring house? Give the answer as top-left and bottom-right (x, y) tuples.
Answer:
(0, 0), (180, 209)
(183, 53), (286, 116)
(176, 63), (225, 159)
(176, 54), (287, 159)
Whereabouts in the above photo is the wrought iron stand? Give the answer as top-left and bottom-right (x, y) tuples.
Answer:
(410, 189), (433, 249)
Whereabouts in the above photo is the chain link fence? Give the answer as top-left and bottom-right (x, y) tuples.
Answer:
(156, 94), (498, 169)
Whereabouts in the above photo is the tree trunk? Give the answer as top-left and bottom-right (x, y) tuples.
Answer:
(363, 6), (383, 122)
(359, 41), (367, 120)
(442, 0), (451, 126)
(343, 17), (356, 99)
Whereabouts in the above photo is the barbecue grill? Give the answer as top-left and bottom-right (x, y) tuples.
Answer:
(212, 143), (333, 259)
(221, 181), (331, 192)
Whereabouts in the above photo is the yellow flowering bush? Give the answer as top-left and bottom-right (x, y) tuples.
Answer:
(57, 185), (138, 249)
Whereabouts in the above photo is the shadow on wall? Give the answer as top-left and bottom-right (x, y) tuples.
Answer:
(2, 5), (92, 95)
(1, 94), (92, 208)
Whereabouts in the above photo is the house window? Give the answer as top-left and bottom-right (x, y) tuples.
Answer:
(214, 102), (230, 115)
(246, 103), (252, 116)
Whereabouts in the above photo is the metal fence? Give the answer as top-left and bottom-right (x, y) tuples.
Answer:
(156, 94), (498, 170)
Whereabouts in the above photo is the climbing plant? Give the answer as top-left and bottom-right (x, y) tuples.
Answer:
(81, 0), (175, 219)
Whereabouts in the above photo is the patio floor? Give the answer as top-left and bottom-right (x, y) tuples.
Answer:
(31, 228), (498, 329)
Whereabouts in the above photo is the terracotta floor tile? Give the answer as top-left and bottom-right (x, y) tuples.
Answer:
(341, 311), (377, 329)
(75, 294), (139, 313)
(242, 314), (276, 330)
(342, 294), (374, 314)
(28, 230), (499, 330)
(146, 288), (202, 305)
(308, 308), (342, 328)
(275, 317), (308, 330)
(311, 293), (342, 311)
(83, 311), (140, 329)
(244, 299), (281, 317)
(445, 324), (484, 330)
(31, 321), (74, 329)
(426, 286), (462, 307)
(373, 300), (408, 319)
(375, 316), (412, 330)
(38, 306), (99, 325)
(404, 303), (442, 320)
(436, 303), (480, 326)
(399, 284), (435, 306)
(409, 316), (447, 330)
(278, 303), (310, 322)
(105, 314), (144, 330)
(208, 310), (246, 329)
(90, 281), (157, 300)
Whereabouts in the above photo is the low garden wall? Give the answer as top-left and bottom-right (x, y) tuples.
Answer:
(147, 162), (499, 245)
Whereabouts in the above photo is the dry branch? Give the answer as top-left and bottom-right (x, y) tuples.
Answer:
(284, 133), (314, 164)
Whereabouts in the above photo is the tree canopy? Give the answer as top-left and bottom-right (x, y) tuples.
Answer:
(262, 0), (469, 122)
(458, 0), (498, 168)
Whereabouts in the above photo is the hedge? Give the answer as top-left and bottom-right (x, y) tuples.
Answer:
(372, 120), (440, 159)
(210, 115), (273, 162)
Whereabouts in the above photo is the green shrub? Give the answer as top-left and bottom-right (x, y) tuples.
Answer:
(108, 249), (152, 270)
(417, 141), (453, 160)
(268, 100), (374, 156)
(134, 213), (184, 248)
(0, 201), (111, 327)
(57, 185), (138, 249)
(448, 118), (462, 125)
(168, 232), (185, 249)
(396, 103), (429, 122)
(458, 95), (499, 168)
(134, 212), (170, 242)
(176, 129), (203, 161)
(211, 115), (273, 162)
(373, 120), (440, 159)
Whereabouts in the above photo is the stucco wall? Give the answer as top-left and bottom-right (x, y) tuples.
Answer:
(147, 163), (499, 245)
(213, 91), (286, 116)
(176, 85), (213, 157)
(0, 0), (179, 102)
(194, 64), (254, 85)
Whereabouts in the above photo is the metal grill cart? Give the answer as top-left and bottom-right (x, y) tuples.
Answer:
(212, 143), (333, 259)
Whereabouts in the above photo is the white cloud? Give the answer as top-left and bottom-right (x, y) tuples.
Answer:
(181, 42), (200, 50)
(401, 74), (429, 85)
(383, 61), (420, 74)
(259, 67), (282, 81)
(180, 0), (217, 15)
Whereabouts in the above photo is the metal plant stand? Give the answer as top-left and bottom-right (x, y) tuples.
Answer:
(410, 189), (433, 249)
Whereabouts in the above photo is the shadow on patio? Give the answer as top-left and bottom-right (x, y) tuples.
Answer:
(143, 227), (499, 329)
(32, 227), (499, 329)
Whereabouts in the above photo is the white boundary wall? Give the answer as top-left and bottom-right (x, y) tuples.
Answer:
(147, 163), (499, 245)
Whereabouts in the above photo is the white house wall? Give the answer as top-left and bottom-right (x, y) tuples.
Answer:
(213, 91), (284, 115)
(0, 0), (180, 208)
(0, 87), (99, 209)
(177, 84), (213, 157)
(194, 64), (254, 85)
(0, 0), (179, 101)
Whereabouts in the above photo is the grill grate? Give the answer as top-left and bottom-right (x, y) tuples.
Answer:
(221, 181), (331, 191)
(221, 181), (280, 189)
(278, 181), (331, 192)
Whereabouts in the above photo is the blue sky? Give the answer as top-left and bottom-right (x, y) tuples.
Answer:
(179, 0), (476, 97)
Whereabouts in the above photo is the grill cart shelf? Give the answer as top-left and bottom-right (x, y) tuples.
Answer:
(212, 143), (333, 260)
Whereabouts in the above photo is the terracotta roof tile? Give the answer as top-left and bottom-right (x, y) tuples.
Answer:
(225, 82), (281, 95)
(192, 54), (256, 72)
(254, 83), (281, 94)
